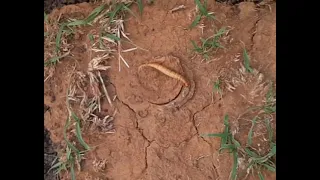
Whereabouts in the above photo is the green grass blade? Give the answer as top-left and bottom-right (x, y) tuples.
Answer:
(48, 161), (63, 173)
(85, 4), (105, 23)
(264, 105), (276, 114)
(88, 34), (94, 43)
(109, 3), (123, 22)
(195, 0), (208, 15)
(56, 24), (66, 53)
(266, 81), (274, 103)
(247, 116), (258, 146)
(215, 43), (224, 49)
(243, 48), (253, 73)
(223, 114), (229, 126)
(203, 54), (210, 60)
(231, 136), (241, 149)
(66, 146), (72, 160)
(106, 33), (121, 41)
(207, 13), (216, 20)
(67, 20), (87, 27)
(219, 144), (235, 153)
(190, 15), (201, 28)
(270, 142), (276, 149)
(202, 38), (212, 48)
(44, 53), (66, 66)
(88, 4), (105, 18)
(254, 156), (269, 164)
(44, 12), (48, 23)
(123, 4), (138, 19)
(63, 117), (80, 154)
(202, 133), (227, 138)
(270, 145), (276, 155)
(55, 163), (66, 175)
(71, 112), (90, 150)
(214, 27), (226, 38)
(70, 161), (76, 180)
(247, 159), (255, 171)
(191, 40), (202, 52)
(75, 122), (90, 150)
(258, 172), (265, 180)
(231, 151), (238, 180)
(137, 0), (143, 16)
(261, 163), (276, 172)
(222, 114), (230, 144)
(245, 147), (259, 158)
(213, 79), (221, 92)
(265, 118), (273, 143)
(99, 30), (105, 49)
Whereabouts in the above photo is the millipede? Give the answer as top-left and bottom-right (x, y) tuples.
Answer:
(138, 63), (189, 87)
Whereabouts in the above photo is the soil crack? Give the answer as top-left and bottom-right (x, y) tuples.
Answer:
(116, 98), (152, 179)
(110, 82), (152, 178)
(115, 97), (152, 142)
(192, 103), (213, 145)
(250, 16), (261, 50)
(192, 102), (221, 179)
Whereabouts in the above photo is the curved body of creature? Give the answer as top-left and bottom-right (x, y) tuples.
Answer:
(139, 63), (189, 86)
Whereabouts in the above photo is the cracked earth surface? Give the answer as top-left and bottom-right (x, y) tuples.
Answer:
(44, 1), (275, 179)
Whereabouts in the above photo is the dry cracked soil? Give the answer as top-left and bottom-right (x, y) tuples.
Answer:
(44, 0), (276, 179)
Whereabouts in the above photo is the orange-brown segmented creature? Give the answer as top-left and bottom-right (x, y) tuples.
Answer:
(139, 63), (189, 86)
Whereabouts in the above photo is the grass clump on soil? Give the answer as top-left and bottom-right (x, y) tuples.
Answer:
(54, 4), (106, 52)
(202, 115), (240, 180)
(46, 1), (131, 174)
(213, 78), (222, 96)
(245, 117), (276, 180)
(191, 27), (226, 60)
(45, 1), (144, 70)
(202, 86), (276, 180)
(245, 119), (276, 179)
(210, 77), (223, 102)
(190, 0), (216, 28)
(49, 89), (91, 180)
(44, 4), (107, 66)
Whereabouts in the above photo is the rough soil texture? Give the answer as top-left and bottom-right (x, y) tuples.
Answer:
(44, 0), (276, 180)
(44, 125), (59, 180)
(44, 0), (91, 14)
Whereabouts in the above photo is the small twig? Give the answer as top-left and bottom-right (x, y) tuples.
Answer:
(119, 54), (130, 68)
(117, 28), (122, 72)
(122, 47), (137, 53)
(97, 71), (112, 106)
(170, 5), (186, 13)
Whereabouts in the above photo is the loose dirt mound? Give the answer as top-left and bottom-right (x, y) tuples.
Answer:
(44, 0), (276, 179)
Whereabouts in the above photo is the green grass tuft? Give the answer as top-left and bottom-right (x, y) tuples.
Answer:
(44, 52), (69, 66)
(201, 115), (239, 180)
(243, 48), (253, 73)
(50, 89), (92, 180)
(247, 116), (258, 146)
(190, 15), (202, 29)
(190, 0), (216, 28)
(191, 27), (226, 60)
(202, 112), (276, 180)
(55, 4), (106, 54)
(213, 79), (222, 95)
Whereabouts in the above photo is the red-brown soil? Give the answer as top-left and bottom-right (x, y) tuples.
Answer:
(44, 0), (276, 179)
